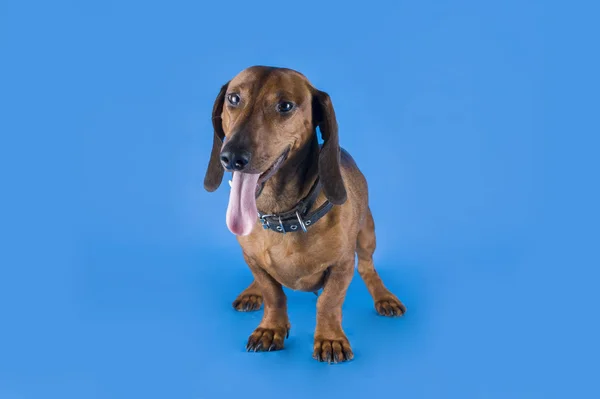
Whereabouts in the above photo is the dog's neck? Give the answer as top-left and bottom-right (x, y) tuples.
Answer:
(256, 134), (320, 214)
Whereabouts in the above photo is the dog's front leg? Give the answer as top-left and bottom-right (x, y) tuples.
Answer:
(313, 257), (355, 363)
(243, 253), (290, 352)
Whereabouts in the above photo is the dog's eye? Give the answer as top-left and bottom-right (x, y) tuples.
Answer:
(227, 93), (240, 106)
(276, 101), (295, 113)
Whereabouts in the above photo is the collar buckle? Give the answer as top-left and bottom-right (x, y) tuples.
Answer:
(258, 213), (272, 230)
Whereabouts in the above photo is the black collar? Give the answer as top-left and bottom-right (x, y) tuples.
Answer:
(256, 177), (334, 234)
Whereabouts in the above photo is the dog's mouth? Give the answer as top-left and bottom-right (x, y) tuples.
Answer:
(225, 147), (290, 236)
(256, 146), (291, 196)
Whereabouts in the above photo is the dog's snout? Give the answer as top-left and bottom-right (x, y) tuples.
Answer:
(220, 149), (251, 171)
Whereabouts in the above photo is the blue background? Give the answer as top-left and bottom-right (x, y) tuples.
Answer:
(1, 0), (598, 398)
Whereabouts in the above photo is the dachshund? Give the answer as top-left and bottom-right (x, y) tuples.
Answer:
(204, 66), (406, 363)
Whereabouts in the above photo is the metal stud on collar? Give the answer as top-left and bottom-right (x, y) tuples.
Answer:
(295, 210), (308, 233)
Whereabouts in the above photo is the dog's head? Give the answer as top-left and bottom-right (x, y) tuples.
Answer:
(203, 66), (347, 235)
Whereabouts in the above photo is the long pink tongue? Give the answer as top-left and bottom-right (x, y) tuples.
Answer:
(226, 172), (260, 236)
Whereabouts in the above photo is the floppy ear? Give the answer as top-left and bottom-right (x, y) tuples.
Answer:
(203, 82), (229, 192)
(313, 90), (347, 205)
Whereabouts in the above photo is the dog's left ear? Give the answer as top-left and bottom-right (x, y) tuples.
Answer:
(203, 82), (229, 192)
(313, 90), (347, 205)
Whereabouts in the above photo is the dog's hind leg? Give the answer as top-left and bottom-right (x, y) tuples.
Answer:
(356, 207), (407, 317)
(232, 280), (263, 312)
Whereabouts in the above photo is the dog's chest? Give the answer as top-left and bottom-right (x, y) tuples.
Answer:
(241, 234), (339, 291)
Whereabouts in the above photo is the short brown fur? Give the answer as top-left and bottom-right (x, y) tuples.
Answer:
(204, 66), (406, 362)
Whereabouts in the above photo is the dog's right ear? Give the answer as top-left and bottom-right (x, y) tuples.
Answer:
(203, 82), (229, 192)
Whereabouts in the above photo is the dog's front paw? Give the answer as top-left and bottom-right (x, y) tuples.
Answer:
(313, 334), (354, 363)
(374, 294), (406, 317)
(232, 292), (263, 312)
(245, 324), (290, 352)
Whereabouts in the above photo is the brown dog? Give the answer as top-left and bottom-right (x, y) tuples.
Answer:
(204, 66), (406, 363)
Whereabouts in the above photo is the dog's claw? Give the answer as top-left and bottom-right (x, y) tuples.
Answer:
(344, 349), (354, 361)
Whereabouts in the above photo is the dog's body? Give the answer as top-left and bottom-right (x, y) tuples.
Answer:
(204, 66), (405, 362)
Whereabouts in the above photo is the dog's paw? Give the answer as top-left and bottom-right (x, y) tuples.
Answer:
(313, 335), (354, 363)
(374, 295), (406, 317)
(245, 324), (290, 352)
(232, 293), (263, 312)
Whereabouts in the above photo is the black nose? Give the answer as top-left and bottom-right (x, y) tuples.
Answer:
(220, 150), (250, 171)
